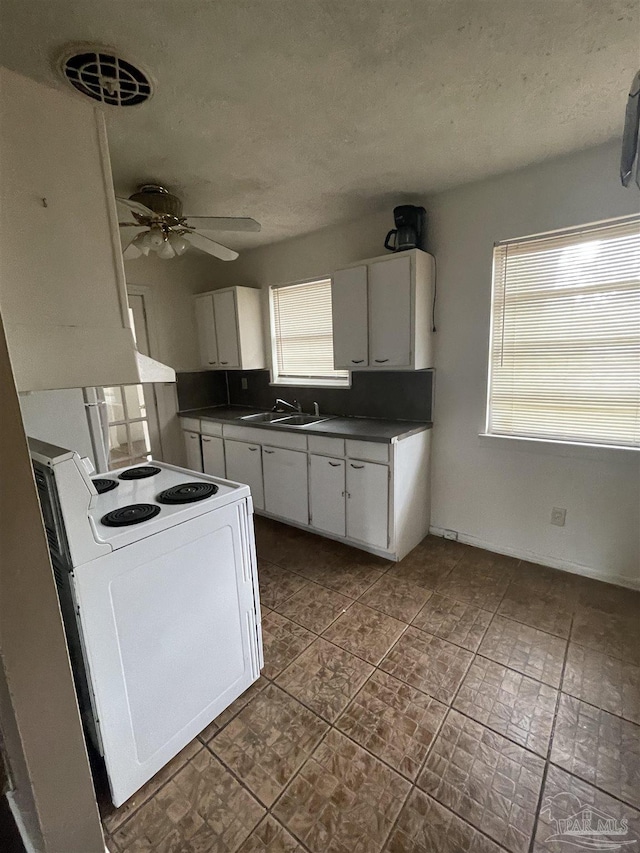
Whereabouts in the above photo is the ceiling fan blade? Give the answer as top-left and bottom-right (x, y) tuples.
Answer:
(184, 216), (261, 233)
(185, 231), (239, 261)
(116, 196), (155, 218)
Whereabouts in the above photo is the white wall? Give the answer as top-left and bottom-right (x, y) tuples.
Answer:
(216, 140), (639, 587)
(427, 141), (639, 586)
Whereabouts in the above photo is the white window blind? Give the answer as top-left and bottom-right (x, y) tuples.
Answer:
(271, 279), (349, 384)
(487, 215), (640, 448)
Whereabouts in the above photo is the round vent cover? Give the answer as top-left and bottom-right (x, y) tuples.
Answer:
(59, 47), (152, 106)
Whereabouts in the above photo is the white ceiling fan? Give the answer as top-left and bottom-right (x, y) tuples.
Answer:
(116, 184), (261, 261)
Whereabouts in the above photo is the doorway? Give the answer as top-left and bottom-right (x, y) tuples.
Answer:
(101, 290), (162, 469)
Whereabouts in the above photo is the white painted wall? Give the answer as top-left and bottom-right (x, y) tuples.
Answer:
(426, 141), (639, 587)
(211, 140), (639, 587)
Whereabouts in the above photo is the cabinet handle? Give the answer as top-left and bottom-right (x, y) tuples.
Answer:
(350, 463), (365, 469)
(351, 359), (364, 364)
(248, 447), (258, 452)
(221, 361), (229, 365)
(264, 449), (275, 454)
(202, 437), (211, 443)
(328, 461), (341, 467)
(374, 358), (389, 363)
(208, 361), (217, 365)
(190, 435), (198, 440)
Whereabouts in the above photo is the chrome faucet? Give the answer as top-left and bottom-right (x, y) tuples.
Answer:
(313, 402), (320, 416)
(272, 397), (302, 413)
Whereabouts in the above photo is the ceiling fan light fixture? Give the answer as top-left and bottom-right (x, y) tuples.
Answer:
(168, 233), (189, 256)
(157, 237), (176, 259)
(147, 226), (164, 250)
(132, 231), (151, 256)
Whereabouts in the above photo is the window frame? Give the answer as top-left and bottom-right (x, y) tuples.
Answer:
(268, 277), (350, 389)
(483, 214), (640, 452)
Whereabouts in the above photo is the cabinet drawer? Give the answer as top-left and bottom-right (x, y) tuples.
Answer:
(222, 424), (307, 451)
(307, 435), (345, 457)
(180, 416), (201, 433)
(345, 440), (389, 463)
(200, 420), (223, 437)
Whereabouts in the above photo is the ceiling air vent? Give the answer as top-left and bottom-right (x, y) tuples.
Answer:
(59, 47), (152, 107)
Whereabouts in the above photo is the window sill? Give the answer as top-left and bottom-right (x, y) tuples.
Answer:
(270, 377), (351, 390)
(478, 432), (639, 458)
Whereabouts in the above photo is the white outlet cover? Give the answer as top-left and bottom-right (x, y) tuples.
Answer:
(551, 507), (566, 527)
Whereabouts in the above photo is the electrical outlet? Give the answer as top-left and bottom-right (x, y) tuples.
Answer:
(241, 378), (248, 390)
(443, 529), (459, 541)
(551, 507), (566, 527)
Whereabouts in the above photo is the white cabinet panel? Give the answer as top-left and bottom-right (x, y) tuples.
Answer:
(262, 447), (308, 525)
(193, 287), (265, 371)
(194, 294), (218, 367)
(368, 255), (412, 367)
(213, 290), (240, 368)
(184, 430), (203, 472)
(309, 455), (345, 537)
(201, 435), (226, 478)
(332, 265), (369, 368)
(346, 461), (389, 549)
(225, 439), (264, 510)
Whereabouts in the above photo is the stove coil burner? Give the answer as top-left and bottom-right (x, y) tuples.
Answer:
(101, 504), (161, 527)
(157, 482), (219, 504)
(92, 478), (119, 495)
(118, 465), (162, 480)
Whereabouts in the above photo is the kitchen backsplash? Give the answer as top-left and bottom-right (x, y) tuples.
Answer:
(177, 369), (433, 422)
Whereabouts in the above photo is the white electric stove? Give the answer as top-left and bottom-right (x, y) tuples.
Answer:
(29, 438), (263, 807)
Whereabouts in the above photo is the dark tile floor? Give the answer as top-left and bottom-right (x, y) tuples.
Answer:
(101, 517), (640, 853)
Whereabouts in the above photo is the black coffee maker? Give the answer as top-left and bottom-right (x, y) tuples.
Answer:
(384, 205), (427, 252)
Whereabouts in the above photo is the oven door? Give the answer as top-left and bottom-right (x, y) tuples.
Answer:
(72, 497), (260, 807)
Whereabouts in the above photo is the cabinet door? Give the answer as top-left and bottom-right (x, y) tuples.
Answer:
(194, 294), (219, 367)
(213, 290), (240, 368)
(346, 461), (389, 549)
(184, 431), (203, 472)
(225, 440), (264, 510)
(201, 435), (226, 478)
(368, 255), (412, 367)
(262, 447), (308, 525)
(332, 265), (369, 368)
(309, 455), (345, 537)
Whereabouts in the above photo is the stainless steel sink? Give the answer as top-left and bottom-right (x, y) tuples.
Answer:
(240, 412), (289, 424)
(239, 411), (333, 428)
(275, 414), (332, 426)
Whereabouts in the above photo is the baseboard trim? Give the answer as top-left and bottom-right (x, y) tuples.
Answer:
(428, 526), (640, 591)
(6, 792), (37, 853)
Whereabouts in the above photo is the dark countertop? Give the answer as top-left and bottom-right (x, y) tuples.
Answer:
(178, 406), (431, 443)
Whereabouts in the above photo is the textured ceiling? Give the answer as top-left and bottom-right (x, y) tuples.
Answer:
(1, 0), (638, 250)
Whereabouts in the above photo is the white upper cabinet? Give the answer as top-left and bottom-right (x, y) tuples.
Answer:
(0, 68), (143, 391)
(331, 265), (369, 368)
(195, 294), (218, 367)
(193, 286), (265, 370)
(331, 249), (434, 371)
(369, 255), (412, 366)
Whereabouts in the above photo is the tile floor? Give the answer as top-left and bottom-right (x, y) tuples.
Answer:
(100, 517), (640, 853)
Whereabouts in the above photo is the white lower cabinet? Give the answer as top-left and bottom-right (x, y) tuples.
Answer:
(184, 430), (203, 472)
(262, 446), (308, 525)
(225, 440), (264, 510)
(309, 455), (346, 537)
(346, 460), (389, 550)
(201, 435), (226, 478)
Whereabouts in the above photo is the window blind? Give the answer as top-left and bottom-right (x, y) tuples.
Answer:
(271, 279), (348, 382)
(487, 215), (640, 448)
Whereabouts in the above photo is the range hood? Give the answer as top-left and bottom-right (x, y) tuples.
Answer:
(3, 324), (175, 392)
